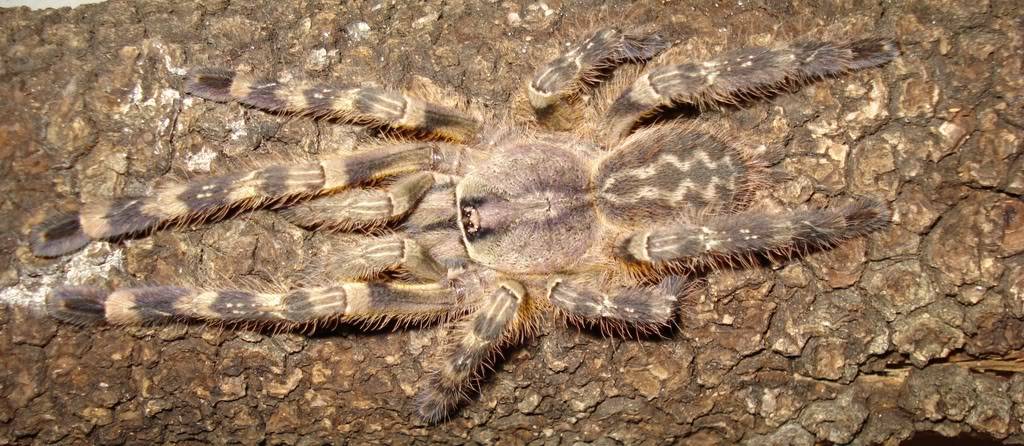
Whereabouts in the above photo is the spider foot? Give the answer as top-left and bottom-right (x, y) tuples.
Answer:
(47, 287), (107, 325)
(30, 213), (91, 257)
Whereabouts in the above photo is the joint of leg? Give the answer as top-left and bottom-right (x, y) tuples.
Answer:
(496, 279), (526, 302)
(400, 239), (447, 281)
(430, 144), (464, 174)
(623, 232), (652, 262)
(388, 173), (435, 217)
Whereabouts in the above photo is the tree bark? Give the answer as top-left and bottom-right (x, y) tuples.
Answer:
(1, 0), (1022, 444)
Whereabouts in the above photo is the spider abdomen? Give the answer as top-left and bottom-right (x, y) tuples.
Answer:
(594, 124), (766, 227)
(455, 142), (598, 274)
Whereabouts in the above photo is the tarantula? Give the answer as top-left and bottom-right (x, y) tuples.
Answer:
(31, 27), (898, 422)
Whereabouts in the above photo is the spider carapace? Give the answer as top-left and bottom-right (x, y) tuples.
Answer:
(30, 27), (899, 422)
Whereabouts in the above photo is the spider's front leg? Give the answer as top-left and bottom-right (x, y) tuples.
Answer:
(48, 281), (458, 329)
(187, 68), (479, 142)
(417, 279), (529, 423)
(618, 200), (891, 268)
(317, 234), (448, 283)
(30, 143), (463, 257)
(281, 171), (435, 231)
(605, 37), (900, 139)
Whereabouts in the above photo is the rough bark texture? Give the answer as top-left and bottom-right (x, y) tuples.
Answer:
(1, 0), (1022, 444)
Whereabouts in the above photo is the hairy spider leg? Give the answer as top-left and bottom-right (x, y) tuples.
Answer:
(417, 280), (529, 423)
(528, 28), (668, 129)
(48, 282), (458, 330)
(187, 68), (480, 142)
(604, 38), (901, 139)
(618, 200), (891, 268)
(545, 275), (684, 336)
(30, 143), (465, 257)
(316, 235), (449, 282)
(281, 171), (436, 231)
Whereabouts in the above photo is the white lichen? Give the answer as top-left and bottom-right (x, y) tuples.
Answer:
(0, 243), (123, 312)
(228, 118), (248, 141)
(160, 88), (181, 104)
(346, 21), (371, 41)
(507, 12), (522, 26)
(164, 54), (188, 76)
(122, 83), (144, 113)
(186, 146), (219, 172)
(308, 48), (329, 70)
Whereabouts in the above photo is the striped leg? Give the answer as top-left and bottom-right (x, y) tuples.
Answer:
(618, 200), (891, 267)
(417, 280), (527, 423)
(528, 28), (667, 128)
(47, 282), (457, 328)
(281, 172), (434, 231)
(30, 143), (462, 257)
(319, 235), (448, 282)
(545, 275), (682, 336)
(186, 68), (479, 142)
(605, 38), (900, 138)
(29, 214), (92, 258)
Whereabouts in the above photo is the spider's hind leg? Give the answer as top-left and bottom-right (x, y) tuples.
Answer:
(545, 275), (685, 337)
(619, 200), (891, 269)
(529, 28), (668, 129)
(30, 214), (92, 258)
(604, 37), (900, 139)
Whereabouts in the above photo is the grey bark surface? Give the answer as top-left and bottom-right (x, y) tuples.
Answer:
(1, 0), (1022, 444)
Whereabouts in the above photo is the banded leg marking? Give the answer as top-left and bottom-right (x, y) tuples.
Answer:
(620, 200), (891, 265)
(30, 214), (91, 258)
(546, 276), (681, 335)
(78, 163), (326, 240)
(187, 68), (479, 141)
(605, 38), (900, 138)
(319, 143), (462, 190)
(49, 282), (457, 327)
(282, 172), (434, 230)
(33, 161), (325, 255)
(30, 144), (464, 257)
(529, 28), (667, 126)
(417, 280), (526, 423)
(321, 235), (448, 282)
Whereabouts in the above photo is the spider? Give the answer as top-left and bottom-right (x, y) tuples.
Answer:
(30, 27), (899, 423)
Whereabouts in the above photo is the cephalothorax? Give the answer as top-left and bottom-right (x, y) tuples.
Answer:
(31, 27), (898, 422)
